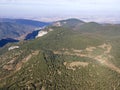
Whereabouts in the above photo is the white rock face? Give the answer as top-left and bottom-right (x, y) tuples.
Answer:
(8, 46), (19, 51)
(36, 31), (48, 38)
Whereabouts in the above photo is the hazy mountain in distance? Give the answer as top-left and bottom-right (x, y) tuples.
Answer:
(0, 18), (50, 27)
(0, 18), (50, 40)
(53, 18), (85, 28)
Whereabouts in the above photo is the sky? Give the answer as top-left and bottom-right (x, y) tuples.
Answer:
(0, 0), (120, 21)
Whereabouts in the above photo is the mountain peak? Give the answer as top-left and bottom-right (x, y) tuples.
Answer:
(59, 18), (84, 23)
(53, 18), (84, 28)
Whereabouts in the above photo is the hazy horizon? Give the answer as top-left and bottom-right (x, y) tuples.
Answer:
(0, 0), (120, 22)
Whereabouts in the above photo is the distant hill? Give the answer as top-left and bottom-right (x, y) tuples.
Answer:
(0, 18), (50, 27)
(53, 18), (85, 28)
(74, 22), (120, 38)
(74, 22), (102, 32)
(0, 18), (50, 40)
(0, 22), (35, 39)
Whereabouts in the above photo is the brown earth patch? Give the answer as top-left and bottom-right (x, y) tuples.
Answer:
(64, 61), (89, 70)
(15, 50), (39, 71)
(0, 50), (39, 81)
(3, 65), (14, 71)
(54, 43), (120, 74)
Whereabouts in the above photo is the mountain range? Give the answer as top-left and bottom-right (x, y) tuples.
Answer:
(0, 18), (50, 47)
(0, 18), (50, 39)
(0, 18), (120, 89)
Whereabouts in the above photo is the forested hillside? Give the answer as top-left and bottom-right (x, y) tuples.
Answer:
(0, 19), (120, 90)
